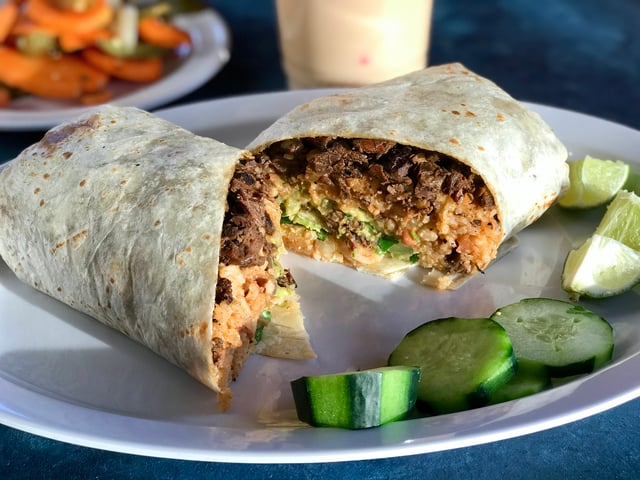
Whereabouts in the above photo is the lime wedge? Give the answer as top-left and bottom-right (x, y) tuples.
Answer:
(558, 156), (630, 209)
(594, 190), (640, 251)
(623, 167), (640, 195)
(562, 234), (640, 299)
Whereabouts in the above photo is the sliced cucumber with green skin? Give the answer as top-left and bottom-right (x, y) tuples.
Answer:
(489, 359), (551, 404)
(388, 317), (516, 415)
(490, 298), (614, 377)
(290, 366), (421, 429)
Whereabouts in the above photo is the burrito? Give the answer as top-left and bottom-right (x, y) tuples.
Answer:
(0, 105), (313, 410)
(248, 63), (569, 289)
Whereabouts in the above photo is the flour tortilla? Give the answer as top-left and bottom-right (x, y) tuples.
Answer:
(248, 63), (569, 287)
(0, 105), (312, 409)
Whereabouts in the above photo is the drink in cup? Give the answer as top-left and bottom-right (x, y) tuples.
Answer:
(276, 0), (433, 89)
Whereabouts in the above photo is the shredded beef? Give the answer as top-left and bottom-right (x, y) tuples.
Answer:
(352, 138), (395, 156)
(475, 185), (495, 208)
(307, 136), (333, 150)
(323, 209), (369, 247)
(442, 170), (473, 203)
(306, 150), (334, 175)
(215, 277), (234, 304)
(261, 137), (491, 211)
(219, 160), (277, 268)
(276, 269), (297, 289)
(381, 145), (414, 183)
(414, 162), (444, 206)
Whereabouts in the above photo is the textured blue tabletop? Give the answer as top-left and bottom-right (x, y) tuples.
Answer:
(2, 0), (640, 478)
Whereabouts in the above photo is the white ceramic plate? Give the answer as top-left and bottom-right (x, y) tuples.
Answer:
(1, 91), (640, 464)
(0, 9), (230, 131)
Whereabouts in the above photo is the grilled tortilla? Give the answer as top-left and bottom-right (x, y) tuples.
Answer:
(0, 105), (313, 410)
(248, 63), (569, 289)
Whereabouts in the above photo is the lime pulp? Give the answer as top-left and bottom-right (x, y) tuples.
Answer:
(558, 156), (630, 209)
(562, 233), (640, 298)
(594, 189), (640, 251)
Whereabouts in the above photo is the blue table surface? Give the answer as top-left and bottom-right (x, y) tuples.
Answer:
(2, 0), (640, 478)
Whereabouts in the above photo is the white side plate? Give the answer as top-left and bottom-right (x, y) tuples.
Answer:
(0, 9), (230, 131)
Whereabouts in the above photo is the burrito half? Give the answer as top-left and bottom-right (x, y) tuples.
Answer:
(0, 105), (313, 410)
(248, 63), (569, 289)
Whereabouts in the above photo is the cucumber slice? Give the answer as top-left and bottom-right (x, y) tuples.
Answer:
(290, 366), (421, 429)
(388, 317), (516, 415)
(489, 360), (551, 404)
(490, 298), (614, 377)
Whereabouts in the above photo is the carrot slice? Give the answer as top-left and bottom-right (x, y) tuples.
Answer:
(0, 86), (11, 108)
(138, 16), (191, 49)
(80, 88), (111, 105)
(24, 0), (113, 35)
(58, 28), (112, 52)
(10, 12), (112, 52)
(81, 47), (163, 83)
(0, 46), (108, 99)
(0, 46), (81, 98)
(55, 53), (109, 92)
(0, 1), (20, 43)
(10, 18), (59, 38)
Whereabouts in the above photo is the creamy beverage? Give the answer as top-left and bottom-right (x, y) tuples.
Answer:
(276, 0), (433, 89)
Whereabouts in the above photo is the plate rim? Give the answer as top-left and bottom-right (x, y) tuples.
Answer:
(1, 91), (640, 463)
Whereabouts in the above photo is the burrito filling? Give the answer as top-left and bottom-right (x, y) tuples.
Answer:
(212, 158), (297, 402)
(256, 137), (502, 283)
